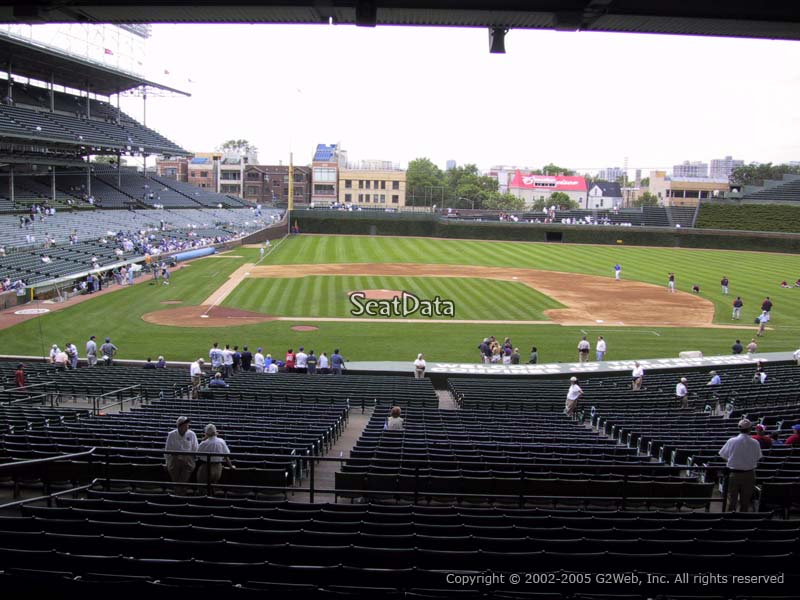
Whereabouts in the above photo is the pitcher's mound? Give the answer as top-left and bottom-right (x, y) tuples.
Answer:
(349, 289), (404, 300)
(160, 300), (183, 305)
(291, 325), (319, 332)
(143, 305), (275, 328)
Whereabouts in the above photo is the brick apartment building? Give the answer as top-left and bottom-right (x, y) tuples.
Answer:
(243, 164), (311, 205)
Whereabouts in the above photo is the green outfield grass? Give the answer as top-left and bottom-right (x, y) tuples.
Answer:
(223, 275), (562, 320)
(1, 234), (799, 364)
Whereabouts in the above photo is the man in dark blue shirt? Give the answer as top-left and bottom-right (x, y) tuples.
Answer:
(331, 349), (345, 375)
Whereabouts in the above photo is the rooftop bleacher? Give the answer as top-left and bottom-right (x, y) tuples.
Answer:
(743, 175), (800, 203)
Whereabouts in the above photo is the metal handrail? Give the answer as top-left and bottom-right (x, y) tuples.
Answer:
(6, 392), (50, 406)
(0, 447), (97, 471)
(90, 384), (142, 414)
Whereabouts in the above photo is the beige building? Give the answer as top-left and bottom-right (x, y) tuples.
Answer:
(648, 170), (729, 207)
(338, 168), (406, 207)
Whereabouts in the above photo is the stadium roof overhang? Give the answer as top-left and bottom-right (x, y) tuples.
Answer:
(0, 1), (798, 41)
(0, 33), (190, 96)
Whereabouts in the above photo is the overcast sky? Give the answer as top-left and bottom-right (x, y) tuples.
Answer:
(118, 23), (800, 175)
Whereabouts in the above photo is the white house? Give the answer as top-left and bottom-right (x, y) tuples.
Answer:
(586, 181), (623, 209)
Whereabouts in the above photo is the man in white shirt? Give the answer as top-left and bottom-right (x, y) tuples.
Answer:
(565, 376), (583, 418)
(631, 362), (644, 391)
(267, 361), (279, 374)
(197, 424), (234, 488)
(719, 419), (762, 512)
(222, 345), (234, 378)
(164, 416), (198, 493)
(190, 358), (204, 399)
(295, 347), (308, 374)
(675, 377), (689, 409)
(254, 348), (265, 373)
(595, 336), (607, 362)
(318, 352), (329, 374)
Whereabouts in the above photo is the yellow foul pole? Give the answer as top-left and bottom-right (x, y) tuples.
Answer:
(288, 152), (294, 212)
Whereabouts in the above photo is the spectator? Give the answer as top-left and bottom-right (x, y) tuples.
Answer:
(14, 363), (25, 390)
(49, 344), (60, 364)
(100, 338), (118, 366)
(54, 347), (69, 370)
(565, 376), (583, 418)
(331, 349), (345, 375)
(707, 370), (721, 386)
(164, 416), (198, 493)
(284, 348), (295, 373)
(318, 351), (329, 374)
(577, 336), (590, 363)
(510, 348), (520, 365)
(752, 362), (767, 384)
(143, 357), (156, 369)
(718, 419), (762, 512)
(222, 345), (234, 378)
(156, 356), (166, 369)
(196, 424), (234, 489)
(232, 346), (241, 373)
(747, 339), (758, 354)
(784, 424), (800, 446)
(732, 339), (743, 355)
(414, 353), (426, 379)
(240, 346), (252, 372)
(86, 336), (97, 367)
(190, 358), (204, 399)
(385, 406), (404, 431)
(253, 348), (265, 373)
(267, 361), (279, 374)
(295, 347), (308, 374)
(528, 346), (538, 364)
(65, 342), (78, 370)
(631, 361), (644, 391)
(751, 425), (773, 449)
(675, 377), (689, 409)
(306, 350), (317, 375)
(208, 372), (229, 388)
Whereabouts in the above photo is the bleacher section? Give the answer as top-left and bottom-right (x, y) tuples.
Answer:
(204, 371), (438, 409)
(3, 358), (800, 595)
(1, 499), (799, 596)
(148, 174), (249, 208)
(336, 406), (713, 508)
(743, 175), (800, 203)
(2, 86), (186, 155)
(0, 206), (276, 253)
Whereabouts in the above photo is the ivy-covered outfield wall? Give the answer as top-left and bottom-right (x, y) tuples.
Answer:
(696, 203), (800, 234)
(292, 211), (800, 254)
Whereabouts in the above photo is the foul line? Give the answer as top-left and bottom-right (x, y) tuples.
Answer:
(201, 235), (289, 317)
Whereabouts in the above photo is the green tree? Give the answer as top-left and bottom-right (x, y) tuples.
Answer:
(729, 163), (800, 187)
(548, 191), (578, 209)
(483, 192), (525, 211)
(406, 157), (444, 206)
(445, 164), (498, 209)
(639, 177), (650, 188)
(532, 163), (575, 176)
(632, 191), (659, 207)
(218, 139), (257, 155)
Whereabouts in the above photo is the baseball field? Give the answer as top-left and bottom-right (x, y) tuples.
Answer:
(2, 233), (800, 364)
